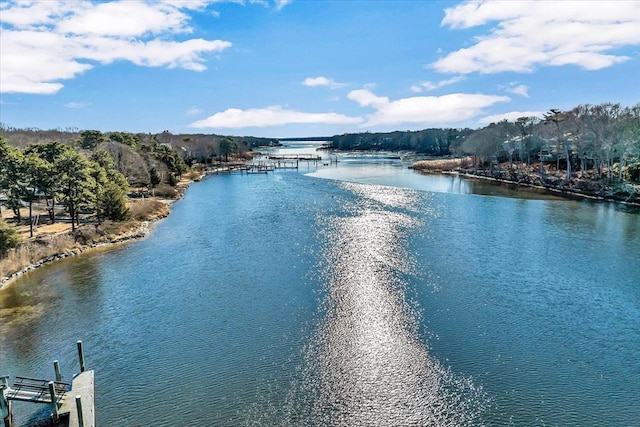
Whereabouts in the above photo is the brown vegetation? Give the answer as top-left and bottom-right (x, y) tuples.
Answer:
(128, 198), (170, 221)
(1, 198), (170, 286)
(151, 184), (179, 199)
(411, 156), (475, 171)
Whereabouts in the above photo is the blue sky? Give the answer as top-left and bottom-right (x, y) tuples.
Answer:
(1, 0), (639, 138)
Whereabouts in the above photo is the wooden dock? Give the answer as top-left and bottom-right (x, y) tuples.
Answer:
(1, 341), (95, 427)
(204, 154), (338, 176)
(58, 371), (95, 427)
(267, 154), (322, 161)
(4, 377), (69, 404)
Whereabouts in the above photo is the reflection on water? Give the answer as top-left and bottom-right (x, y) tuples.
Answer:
(309, 158), (565, 202)
(287, 182), (484, 425)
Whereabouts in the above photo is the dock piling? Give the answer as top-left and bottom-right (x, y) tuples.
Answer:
(77, 341), (85, 373)
(75, 396), (84, 427)
(1, 377), (11, 427)
(54, 360), (62, 382)
(2, 343), (94, 427)
(48, 382), (59, 421)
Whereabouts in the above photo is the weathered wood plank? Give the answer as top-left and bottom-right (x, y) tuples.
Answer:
(58, 371), (95, 427)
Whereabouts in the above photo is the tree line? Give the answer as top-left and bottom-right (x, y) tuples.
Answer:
(328, 128), (473, 155)
(459, 103), (640, 183)
(327, 102), (640, 184)
(0, 128), (259, 257)
(0, 138), (129, 238)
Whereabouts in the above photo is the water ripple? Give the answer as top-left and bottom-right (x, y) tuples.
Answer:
(286, 182), (485, 425)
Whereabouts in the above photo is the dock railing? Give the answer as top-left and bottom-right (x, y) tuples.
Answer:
(1, 341), (94, 427)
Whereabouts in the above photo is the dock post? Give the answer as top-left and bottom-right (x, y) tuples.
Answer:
(77, 341), (86, 372)
(53, 360), (62, 382)
(75, 396), (84, 427)
(48, 382), (59, 421)
(1, 376), (12, 427)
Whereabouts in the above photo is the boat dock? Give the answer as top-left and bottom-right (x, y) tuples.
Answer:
(205, 154), (338, 176)
(1, 341), (95, 427)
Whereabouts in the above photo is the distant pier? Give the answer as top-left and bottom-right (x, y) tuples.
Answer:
(1, 341), (95, 427)
(204, 154), (338, 176)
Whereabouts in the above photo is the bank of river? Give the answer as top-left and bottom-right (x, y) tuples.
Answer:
(0, 221), (152, 289)
(0, 173), (204, 289)
(411, 157), (640, 206)
(2, 154), (639, 426)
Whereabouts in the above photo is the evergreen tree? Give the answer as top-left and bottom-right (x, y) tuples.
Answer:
(0, 218), (19, 259)
(56, 151), (94, 231)
(100, 181), (130, 221)
(21, 152), (51, 237)
(25, 141), (74, 223)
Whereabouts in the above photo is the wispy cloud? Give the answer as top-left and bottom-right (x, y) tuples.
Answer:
(0, 1), (232, 95)
(410, 76), (465, 93)
(237, 0), (292, 10)
(64, 101), (89, 109)
(274, 0), (294, 11)
(302, 76), (346, 89)
(348, 89), (510, 127)
(506, 83), (529, 98)
(479, 110), (543, 124)
(433, 0), (640, 74)
(189, 106), (362, 128)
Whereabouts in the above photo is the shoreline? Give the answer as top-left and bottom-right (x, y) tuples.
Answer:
(0, 167), (245, 291)
(437, 170), (640, 207)
(0, 191), (186, 291)
(0, 221), (154, 290)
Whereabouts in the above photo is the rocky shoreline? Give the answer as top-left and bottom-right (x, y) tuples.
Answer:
(440, 170), (640, 206)
(0, 171), (210, 291)
(0, 221), (153, 289)
(411, 158), (640, 207)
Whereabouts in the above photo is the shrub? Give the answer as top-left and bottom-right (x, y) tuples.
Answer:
(152, 184), (178, 199)
(128, 199), (169, 221)
(412, 156), (475, 171)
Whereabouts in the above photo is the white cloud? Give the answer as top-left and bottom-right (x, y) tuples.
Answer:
(433, 0), (640, 74)
(189, 106), (363, 128)
(274, 0), (294, 10)
(56, 2), (190, 37)
(0, 1), (232, 94)
(479, 111), (543, 124)
(302, 76), (346, 89)
(0, 1), (79, 29)
(508, 84), (529, 98)
(348, 89), (510, 127)
(412, 75), (466, 92)
(348, 90), (389, 109)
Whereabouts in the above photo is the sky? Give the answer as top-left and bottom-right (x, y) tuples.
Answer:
(1, 0), (639, 138)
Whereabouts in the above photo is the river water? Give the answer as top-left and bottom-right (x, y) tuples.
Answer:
(1, 143), (639, 426)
